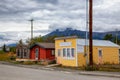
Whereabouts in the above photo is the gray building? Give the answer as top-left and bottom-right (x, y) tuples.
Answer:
(16, 44), (29, 59)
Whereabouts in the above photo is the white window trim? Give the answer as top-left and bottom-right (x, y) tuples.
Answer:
(62, 48), (75, 60)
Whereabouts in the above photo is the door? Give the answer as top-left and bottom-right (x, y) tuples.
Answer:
(35, 48), (39, 60)
(98, 49), (102, 64)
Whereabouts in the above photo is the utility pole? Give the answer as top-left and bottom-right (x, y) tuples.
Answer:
(89, 0), (93, 66)
(85, 0), (89, 65)
(116, 29), (118, 44)
(30, 19), (34, 39)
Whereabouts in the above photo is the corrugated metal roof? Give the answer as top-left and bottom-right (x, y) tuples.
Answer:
(29, 43), (55, 49)
(77, 39), (120, 47)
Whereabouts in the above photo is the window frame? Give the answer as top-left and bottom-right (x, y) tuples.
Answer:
(24, 49), (27, 57)
(98, 49), (102, 57)
(58, 49), (61, 57)
(35, 48), (39, 59)
(71, 48), (75, 57)
(62, 48), (75, 59)
(17, 49), (20, 57)
(51, 50), (55, 56)
(63, 48), (66, 57)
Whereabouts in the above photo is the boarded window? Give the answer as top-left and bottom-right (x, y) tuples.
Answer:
(77, 45), (84, 53)
(98, 49), (102, 57)
(51, 50), (55, 56)
(58, 49), (61, 57)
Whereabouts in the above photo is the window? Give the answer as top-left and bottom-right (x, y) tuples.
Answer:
(98, 49), (102, 57)
(24, 49), (27, 57)
(62, 48), (75, 58)
(67, 48), (70, 57)
(71, 48), (75, 57)
(17, 49), (20, 56)
(35, 48), (39, 59)
(58, 49), (61, 57)
(63, 48), (66, 57)
(51, 50), (55, 56)
(21, 49), (23, 58)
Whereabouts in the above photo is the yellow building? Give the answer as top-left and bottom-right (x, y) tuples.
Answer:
(55, 36), (120, 67)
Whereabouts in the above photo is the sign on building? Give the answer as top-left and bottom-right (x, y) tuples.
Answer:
(60, 42), (71, 47)
(77, 45), (84, 53)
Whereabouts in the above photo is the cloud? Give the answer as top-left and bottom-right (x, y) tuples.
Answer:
(0, 0), (120, 46)
(34, 0), (58, 4)
(0, 30), (49, 46)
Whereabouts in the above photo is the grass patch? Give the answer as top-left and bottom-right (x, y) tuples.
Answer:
(22, 61), (36, 65)
(54, 64), (120, 72)
(0, 50), (5, 54)
(0, 52), (16, 61)
(98, 64), (120, 72)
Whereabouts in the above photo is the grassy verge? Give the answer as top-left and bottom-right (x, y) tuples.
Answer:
(0, 52), (16, 61)
(54, 64), (120, 72)
(99, 64), (120, 72)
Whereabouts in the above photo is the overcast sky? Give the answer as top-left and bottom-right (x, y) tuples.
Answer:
(0, 0), (120, 46)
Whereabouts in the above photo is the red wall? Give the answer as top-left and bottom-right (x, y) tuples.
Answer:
(46, 49), (55, 60)
(30, 45), (55, 61)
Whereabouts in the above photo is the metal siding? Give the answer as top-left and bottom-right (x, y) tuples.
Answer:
(77, 39), (120, 47)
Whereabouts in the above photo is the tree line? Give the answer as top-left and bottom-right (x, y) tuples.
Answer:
(103, 34), (120, 45)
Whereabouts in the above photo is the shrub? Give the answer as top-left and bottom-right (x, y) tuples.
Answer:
(85, 65), (99, 71)
(0, 50), (5, 54)
(23, 61), (36, 65)
(48, 60), (56, 64)
(0, 53), (10, 61)
(10, 56), (16, 60)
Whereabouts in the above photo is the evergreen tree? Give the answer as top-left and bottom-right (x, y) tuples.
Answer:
(19, 39), (23, 45)
(3, 44), (6, 52)
(103, 34), (113, 41)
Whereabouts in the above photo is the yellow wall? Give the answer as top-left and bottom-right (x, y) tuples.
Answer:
(84, 46), (119, 65)
(92, 46), (119, 64)
(77, 53), (86, 66)
(55, 38), (119, 67)
(55, 38), (77, 67)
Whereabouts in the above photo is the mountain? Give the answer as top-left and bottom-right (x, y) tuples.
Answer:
(7, 43), (17, 47)
(45, 28), (120, 40)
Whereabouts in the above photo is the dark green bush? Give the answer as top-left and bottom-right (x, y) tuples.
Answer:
(48, 60), (56, 64)
(10, 56), (16, 60)
(85, 65), (99, 71)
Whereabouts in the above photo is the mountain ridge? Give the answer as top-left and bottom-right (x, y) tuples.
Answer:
(45, 28), (120, 40)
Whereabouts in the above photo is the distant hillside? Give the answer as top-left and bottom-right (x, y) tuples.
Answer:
(45, 28), (120, 40)
(7, 43), (17, 47)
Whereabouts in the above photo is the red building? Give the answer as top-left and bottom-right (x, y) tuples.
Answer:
(29, 43), (55, 61)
